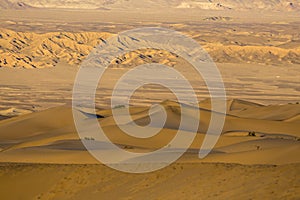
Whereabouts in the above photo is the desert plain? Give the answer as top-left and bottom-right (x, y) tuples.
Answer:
(0, 1), (300, 199)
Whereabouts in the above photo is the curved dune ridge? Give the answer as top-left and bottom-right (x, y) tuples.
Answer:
(1, 28), (300, 68)
(0, 99), (299, 165)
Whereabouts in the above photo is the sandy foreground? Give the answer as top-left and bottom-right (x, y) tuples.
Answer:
(0, 163), (299, 200)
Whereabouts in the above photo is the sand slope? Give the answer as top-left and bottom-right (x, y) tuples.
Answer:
(0, 163), (299, 200)
(0, 99), (299, 165)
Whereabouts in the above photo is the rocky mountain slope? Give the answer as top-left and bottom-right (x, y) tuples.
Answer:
(0, 28), (299, 68)
(2, 0), (299, 11)
(177, 0), (300, 11)
(0, 29), (111, 68)
(0, 0), (32, 9)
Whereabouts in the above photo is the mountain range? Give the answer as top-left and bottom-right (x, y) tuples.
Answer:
(1, 0), (299, 11)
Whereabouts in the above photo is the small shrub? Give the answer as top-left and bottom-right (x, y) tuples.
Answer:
(248, 131), (256, 137)
(113, 105), (125, 109)
(84, 137), (95, 141)
(124, 145), (134, 149)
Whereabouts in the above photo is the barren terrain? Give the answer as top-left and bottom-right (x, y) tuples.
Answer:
(0, 2), (299, 200)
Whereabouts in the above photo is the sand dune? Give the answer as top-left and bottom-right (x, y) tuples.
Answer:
(228, 103), (300, 121)
(0, 99), (299, 166)
(0, 99), (299, 199)
(0, 107), (32, 117)
(285, 114), (300, 122)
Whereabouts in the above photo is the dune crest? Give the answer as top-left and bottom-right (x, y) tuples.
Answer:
(0, 99), (299, 165)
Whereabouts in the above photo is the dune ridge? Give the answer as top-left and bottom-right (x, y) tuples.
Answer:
(0, 99), (299, 166)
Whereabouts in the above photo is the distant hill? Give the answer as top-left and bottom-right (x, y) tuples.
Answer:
(0, 0), (32, 9)
(177, 0), (299, 11)
(2, 0), (300, 11)
(1, 28), (300, 68)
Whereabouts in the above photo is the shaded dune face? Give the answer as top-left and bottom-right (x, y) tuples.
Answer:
(0, 99), (299, 165)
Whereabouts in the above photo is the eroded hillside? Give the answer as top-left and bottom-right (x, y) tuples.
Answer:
(1, 28), (300, 68)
